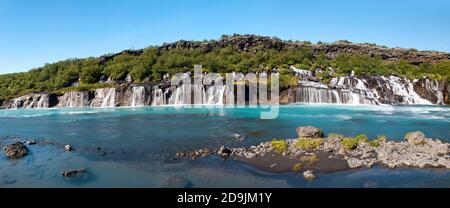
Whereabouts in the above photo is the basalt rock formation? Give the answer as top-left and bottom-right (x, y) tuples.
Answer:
(1, 72), (449, 109)
(159, 34), (450, 64)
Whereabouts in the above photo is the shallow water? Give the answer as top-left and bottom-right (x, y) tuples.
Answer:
(0, 104), (449, 187)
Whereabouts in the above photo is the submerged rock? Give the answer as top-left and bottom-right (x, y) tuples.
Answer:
(231, 133), (246, 141)
(26, 140), (36, 145)
(176, 148), (213, 160)
(61, 168), (86, 177)
(64, 145), (73, 151)
(296, 126), (324, 138)
(3, 142), (28, 159)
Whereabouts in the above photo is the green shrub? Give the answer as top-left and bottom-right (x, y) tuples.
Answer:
(56, 83), (113, 94)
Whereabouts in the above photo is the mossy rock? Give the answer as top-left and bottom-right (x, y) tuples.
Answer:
(271, 139), (288, 153)
(295, 138), (324, 150)
(328, 133), (345, 140)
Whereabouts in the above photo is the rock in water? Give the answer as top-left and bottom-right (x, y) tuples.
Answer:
(65, 145), (73, 151)
(26, 140), (36, 145)
(347, 158), (364, 168)
(218, 146), (232, 159)
(3, 142), (28, 159)
(61, 169), (86, 177)
(296, 126), (324, 138)
(404, 131), (427, 145)
(231, 133), (246, 141)
(303, 170), (317, 181)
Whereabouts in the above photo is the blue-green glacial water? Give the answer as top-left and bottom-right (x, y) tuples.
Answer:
(0, 104), (449, 187)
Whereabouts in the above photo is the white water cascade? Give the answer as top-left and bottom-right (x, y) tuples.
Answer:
(61, 91), (90, 107)
(12, 93), (51, 109)
(296, 80), (377, 105)
(151, 88), (166, 106)
(380, 76), (431, 105)
(131, 86), (146, 107)
(91, 88), (116, 108)
(35, 94), (50, 108)
(150, 84), (233, 106)
(205, 85), (226, 105)
(424, 79), (444, 105)
(167, 85), (192, 105)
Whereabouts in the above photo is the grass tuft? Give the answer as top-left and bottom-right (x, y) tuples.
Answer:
(295, 138), (324, 150)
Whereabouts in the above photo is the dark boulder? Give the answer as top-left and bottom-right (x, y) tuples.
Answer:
(61, 168), (87, 177)
(3, 142), (28, 159)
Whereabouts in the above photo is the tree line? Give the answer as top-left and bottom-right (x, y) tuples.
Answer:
(1, 44), (449, 100)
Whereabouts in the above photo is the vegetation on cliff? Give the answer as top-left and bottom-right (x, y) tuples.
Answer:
(0, 34), (449, 99)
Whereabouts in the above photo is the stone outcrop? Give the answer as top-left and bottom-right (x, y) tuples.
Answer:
(3, 142), (29, 159)
(159, 34), (285, 53)
(413, 79), (449, 105)
(302, 170), (316, 181)
(158, 34), (449, 64)
(296, 126), (324, 138)
(175, 126), (450, 180)
(404, 131), (427, 145)
(10, 93), (58, 109)
(309, 41), (449, 65)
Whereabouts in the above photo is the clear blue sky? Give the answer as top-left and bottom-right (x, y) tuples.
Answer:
(1, 0), (449, 74)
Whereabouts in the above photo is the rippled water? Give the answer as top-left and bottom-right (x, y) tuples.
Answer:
(0, 104), (449, 187)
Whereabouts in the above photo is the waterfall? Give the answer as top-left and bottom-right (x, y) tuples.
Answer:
(296, 80), (377, 105)
(205, 85), (225, 105)
(151, 88), (165, 106)
(295, 87), (376, 104)
(152, 84), (230, 106)
(290, 66), (313, 78)
(100, 88), (116, 107)
(425, 79), (444, 105)
(35, 94), (49, 108)
(131, 86), (146, 107)
(328, 76), (434, 105)
(62, 91), (90, 107)
(91, 88), (116, 107)
(11, 93), (50, 109)
(380, 76), (431, 104)
(168, 85), (190, 105)
(193, 85), (206, 105)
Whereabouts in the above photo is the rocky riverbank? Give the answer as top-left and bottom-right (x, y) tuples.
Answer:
(176, 126), (450, 180)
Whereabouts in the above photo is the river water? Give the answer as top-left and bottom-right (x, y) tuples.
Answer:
(0, 104), (449, 187)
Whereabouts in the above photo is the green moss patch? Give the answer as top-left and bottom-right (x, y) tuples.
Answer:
(295, 138), (324, 150)
(271, 139), (288, 153)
